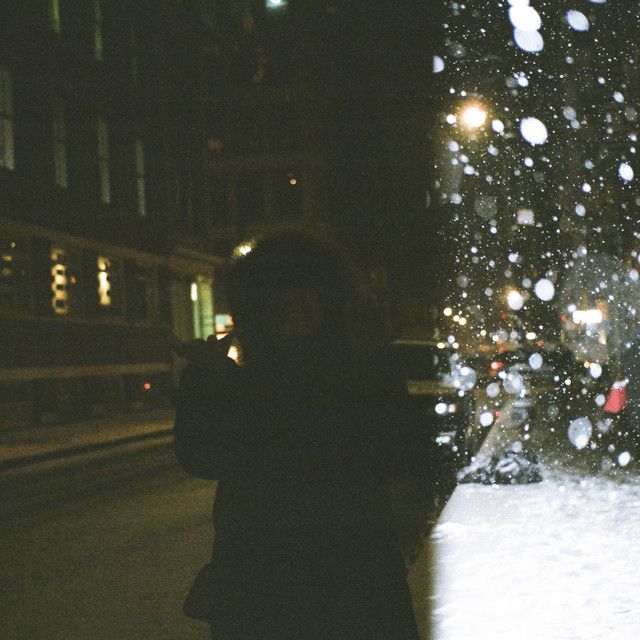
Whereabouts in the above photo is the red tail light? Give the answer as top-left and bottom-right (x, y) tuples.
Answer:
(490, 360), (503, 372)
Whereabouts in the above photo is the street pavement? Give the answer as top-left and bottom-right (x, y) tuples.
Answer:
(1, 412), (447, 640)
(0, 408), (174, 471)
(1, 443), (214, 640)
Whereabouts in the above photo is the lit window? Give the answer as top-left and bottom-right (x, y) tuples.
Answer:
(134, 139), (146, 216)
(97, 256), (112, 307)
(191, 277), (215, 339)
(52, 100), (67, 188)
(94, 0), (103, 61)
(0, 66), (15, 171)
(97, 117), (110, 204)
(50, 0), (61, 33)
(50, 248), (70, 314)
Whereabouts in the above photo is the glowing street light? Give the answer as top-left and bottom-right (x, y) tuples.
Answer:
(459, 103), (488, 130)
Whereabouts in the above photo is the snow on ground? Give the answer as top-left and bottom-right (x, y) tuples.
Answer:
(428, 417), (640, 640)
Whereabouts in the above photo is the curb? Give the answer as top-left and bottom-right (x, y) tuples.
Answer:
(0, 427), (174, 472)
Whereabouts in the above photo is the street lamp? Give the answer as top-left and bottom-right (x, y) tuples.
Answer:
(459, 102), (488, 130)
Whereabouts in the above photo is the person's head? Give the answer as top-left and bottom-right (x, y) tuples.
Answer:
(227, 230), (386, 366)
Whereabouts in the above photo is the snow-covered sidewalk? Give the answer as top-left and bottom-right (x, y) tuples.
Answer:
(417, 409), (640, 640)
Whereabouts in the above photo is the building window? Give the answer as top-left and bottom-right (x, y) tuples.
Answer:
(0, 237), (30, 313)
(86, 252), (125, 316)
(50, 0), (61, 33)
(94, 0), (104, 61)
(125, 261), (158, 322)
(50, 247), (81, 315)
(97, 117), (111, 204)
(52, 100), (67, 188)
(134, 139), (146, 216)
(97, 256), (112, 307)
(0, 65), (15, 171)
(191, 276), (215, 339)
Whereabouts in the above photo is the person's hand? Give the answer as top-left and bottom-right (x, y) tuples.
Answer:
(170, 332), (236, 371)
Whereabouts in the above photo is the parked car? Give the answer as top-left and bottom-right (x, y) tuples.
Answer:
(391, 339), (476, 466)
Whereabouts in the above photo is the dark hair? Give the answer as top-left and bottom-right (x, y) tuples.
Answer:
(227, 230), (386, 339)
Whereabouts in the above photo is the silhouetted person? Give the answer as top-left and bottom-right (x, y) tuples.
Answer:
(174, 231), (423, 639)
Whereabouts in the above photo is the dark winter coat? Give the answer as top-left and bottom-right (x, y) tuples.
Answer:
(174, 341), (424, 640)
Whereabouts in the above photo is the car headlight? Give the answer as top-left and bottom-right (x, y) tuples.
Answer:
(435, 402), (457, 415)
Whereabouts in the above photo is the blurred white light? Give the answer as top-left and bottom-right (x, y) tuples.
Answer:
(480, 411), (494, 427)
(486, 383), (500, 398)
(520, 117), (548, 145)
(513, 29), (544, 53)
(619, 163), (634, 182)
(534, 278), (555, 301)
(460, 104), (487, 129)
(435, 402), (448, 415)
(504, 372), (524, 395)
(573, 309), (603, 324)
(444, 307), (453, 316)
(234, 242), (254, 257)
(529, 353), (543, 370)
(589, 362), (603, 379)
(618, 451), (632, 467)
(568, 417), (592, 450)
(433, 56), (445, 73)
(566, 10), (589, 31)
(526, 332), (537, 340)
(575, 203), (586, 217)
(509, 6), (542, 30)
(507, 290), (525, 311)
(517, 208), (535, 225)
(491, 119), (505, 133)
(595, 393), (606, 407)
